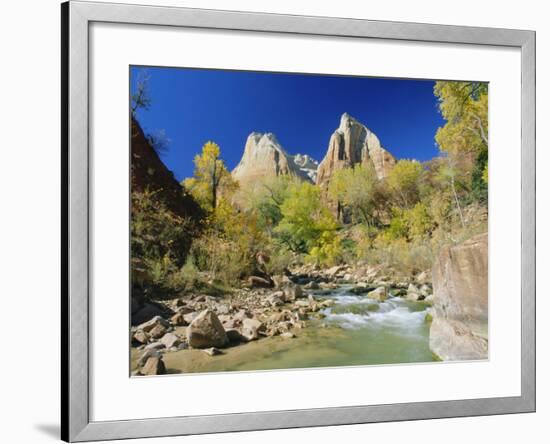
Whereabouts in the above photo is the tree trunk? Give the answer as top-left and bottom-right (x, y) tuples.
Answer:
(451, 177), (465, 228)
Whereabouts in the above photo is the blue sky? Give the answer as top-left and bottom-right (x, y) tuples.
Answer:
(131, 66), (446, 182)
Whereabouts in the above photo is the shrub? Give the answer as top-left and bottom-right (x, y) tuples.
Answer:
(131, 190), (197, 298)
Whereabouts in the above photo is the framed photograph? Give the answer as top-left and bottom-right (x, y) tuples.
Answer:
(62, 1), (535, 441)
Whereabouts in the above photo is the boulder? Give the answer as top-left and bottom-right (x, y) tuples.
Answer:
(141, 356), (166, 376)
(225, 328), (245, 343)
(325, 265), (342, 278)
(148, 323), (168, 339)
(136, 316), (170, 333)
(137, 349), (162, 367)
(248, 275), (272, 288)
(282, 284), (304, 301)
(343, 273), (353, 282)
(131, 302), (165, 326)
(267, 292), (285, 307)
(429, 233), (488, 361)
(183, 312), (199, 325)
(241, 318), (265, 341)
(304, 281), (319, 290)
(160, 333), (182, 349)
(350, 282), (374, 295)
(132, 330), (149, 345)
(424, 294), (435, 305)
(419, 284), (432, 297)
(416, 270), (431, 285)
(215, 303), (231, 315)
(367, 286), (387, 302)
(406, 284), (424, 301)
(143, 341), (165, 352)
(170, 312), (188, 326)
(272, 274), (292, 289)
(186, 309), (229, 349)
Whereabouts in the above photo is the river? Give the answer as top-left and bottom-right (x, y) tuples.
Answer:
(148, 285), (435, 374)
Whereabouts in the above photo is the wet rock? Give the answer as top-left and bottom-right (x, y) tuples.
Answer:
(367, 286), (387, 302)
(304, 281), (319, 290)
(186, 309), (229, 349)
(296, 308), (309, 320)
(406, 284), (424, 301)
(350, 282), (374, 295)
(424, 295), (435, 305)
(420, 284), (432, 297)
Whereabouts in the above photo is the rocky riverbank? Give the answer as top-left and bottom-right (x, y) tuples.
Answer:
(131, 263), (435, 376)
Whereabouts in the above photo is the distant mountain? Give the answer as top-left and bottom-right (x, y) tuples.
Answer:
(292, 153), (319, 183)
(316, 112), (396, 190)
(231, 132), (317, 185)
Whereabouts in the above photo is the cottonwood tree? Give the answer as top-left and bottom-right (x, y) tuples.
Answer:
(386, 159), (424, 209)
(434, 81), (488, 203)
(183, 141), (237, 214)
(328, 164), (378, 226)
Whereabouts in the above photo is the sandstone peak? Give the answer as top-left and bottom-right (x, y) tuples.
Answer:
(317, 113), (396, 188)
(338, 112), (361, 132)
(232, 132), (316, 186)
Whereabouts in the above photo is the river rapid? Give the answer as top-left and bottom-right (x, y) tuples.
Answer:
(148, 284), (435, 374)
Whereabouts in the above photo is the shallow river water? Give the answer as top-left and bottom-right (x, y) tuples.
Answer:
(144, 285), (435, 374)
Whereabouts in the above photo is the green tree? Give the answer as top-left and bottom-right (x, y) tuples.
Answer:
(328, 164), (378, 226)
(434, 81), (489, 204)
(386, 159), (424, 208)
(183, 141), (237, 213)
(243, 175), (296, 233)
(434, 81), (488, 156)
(275, 182), (339, 254)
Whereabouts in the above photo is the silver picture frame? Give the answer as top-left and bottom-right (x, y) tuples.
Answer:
(61, 1), (536, 441)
